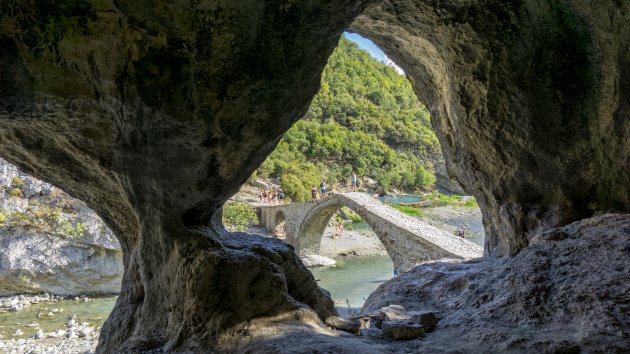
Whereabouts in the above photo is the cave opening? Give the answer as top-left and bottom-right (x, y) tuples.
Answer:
(223, 31), (484, 318)
(0, 157), (118, 346)
(0, 0), (628, 352)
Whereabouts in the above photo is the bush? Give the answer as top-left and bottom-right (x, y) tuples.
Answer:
(223, 202), (259, 232)
(392, 205), (428, 217)
(8, 212), (30, 227)
(9, 188), (24, 198)
(11, 176), (24, 189)
(58, 221), (87, 238)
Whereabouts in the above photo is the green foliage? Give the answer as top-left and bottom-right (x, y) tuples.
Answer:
(392, 205), (429, 217)
(8, 188), (24, 198)
(11, 176), (24, 189)
(255, 36), (440, 197)
(58, 221), (87, 238)
(0, 210), (6, 226)
(223, 202), (259, 232)
(347, 212), (364, 224)
(8, 211), (30, 227)
(424, 192), (477, 208)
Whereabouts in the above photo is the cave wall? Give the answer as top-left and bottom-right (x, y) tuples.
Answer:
(0, 0), (628, 352)
(351, 0), (630, 256)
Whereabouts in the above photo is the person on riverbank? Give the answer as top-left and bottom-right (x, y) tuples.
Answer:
(333, 222), (343, 240)
(351, 171), (357, 192)
(311, 186), (318, 202)
(320, 181), (327, 197)
(457, 225), (465, 238)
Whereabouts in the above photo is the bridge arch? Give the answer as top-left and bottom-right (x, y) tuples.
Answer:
(297, 195), (405, 271)
(273, 211), (287, 238)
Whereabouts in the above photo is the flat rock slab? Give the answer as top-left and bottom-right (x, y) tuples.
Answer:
(325, 316), (362, 335)
(381, 320), (425, 340)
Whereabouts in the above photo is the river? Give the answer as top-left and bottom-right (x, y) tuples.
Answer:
(311, 255), (393, 316)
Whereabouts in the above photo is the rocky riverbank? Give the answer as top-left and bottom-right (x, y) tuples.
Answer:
(0, 336), (97, 354)
(0, 294), (115, 354)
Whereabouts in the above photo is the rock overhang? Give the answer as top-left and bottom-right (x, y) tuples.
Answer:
(0, 0), (628, 352)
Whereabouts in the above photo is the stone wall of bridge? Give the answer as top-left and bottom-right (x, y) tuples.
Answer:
(258, 192), (482, 271)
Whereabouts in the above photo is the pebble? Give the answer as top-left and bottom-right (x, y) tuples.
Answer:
(0, 294), (65, 313)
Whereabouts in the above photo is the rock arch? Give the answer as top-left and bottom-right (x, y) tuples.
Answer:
(0, 0), (628, 352)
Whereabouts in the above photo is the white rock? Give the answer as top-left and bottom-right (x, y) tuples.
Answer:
(301, 254), (336, 267)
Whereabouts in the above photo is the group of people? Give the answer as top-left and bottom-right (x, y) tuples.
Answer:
(311, 172), (358, 202)
(311, 181), (328, 202)
(259, 189), (285, 205)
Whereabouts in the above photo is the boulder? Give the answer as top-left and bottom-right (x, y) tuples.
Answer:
(381, 320), (425, 340)
(410, 312), (438, 332)
(325, 316), (362, 335)
(301, 255), (337, 268)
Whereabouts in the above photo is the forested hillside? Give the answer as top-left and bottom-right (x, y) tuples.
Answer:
(255, 36), (444, 201)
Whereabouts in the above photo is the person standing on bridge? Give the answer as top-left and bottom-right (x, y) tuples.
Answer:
(320, 181), (327, 197)
(351, 171), (357, 192)
(311, 186), (318, 202)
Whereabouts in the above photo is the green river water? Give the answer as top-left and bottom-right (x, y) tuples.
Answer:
(0, 257), (393, 339)
(0, 297), (116, 339)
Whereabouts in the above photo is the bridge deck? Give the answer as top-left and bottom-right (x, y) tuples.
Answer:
(338, 192), (482, 260)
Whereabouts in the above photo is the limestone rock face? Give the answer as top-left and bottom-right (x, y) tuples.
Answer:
(0, 0), (628, 352)
(0, 231), (122, 296)
(363, 214), (630, 352)
(0, 158), (122, 295)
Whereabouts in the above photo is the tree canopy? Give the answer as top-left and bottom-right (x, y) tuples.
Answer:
(255, 36), (441, 201)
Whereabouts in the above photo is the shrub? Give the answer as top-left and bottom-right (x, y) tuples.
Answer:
(11, 176), (24, 189)
(58, 221), (87, 238)
(9, 188), (24, 198)
(223, 202), (259, 232)
(392, 205), (428, 217)
(8, 212), (31, 227)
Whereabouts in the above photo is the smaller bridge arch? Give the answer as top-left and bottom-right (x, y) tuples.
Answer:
(258, 192), (482, 271)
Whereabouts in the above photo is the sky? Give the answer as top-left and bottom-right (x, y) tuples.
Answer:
(344, 32), (405, 75)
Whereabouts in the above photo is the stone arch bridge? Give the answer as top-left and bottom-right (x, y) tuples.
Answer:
(258, 192), (482, 271)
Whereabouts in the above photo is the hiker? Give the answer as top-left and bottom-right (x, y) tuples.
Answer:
(457, 225), (465, 238)
(320, 181), (327, 197)
(278, 191), (285, 204)
(351, 171), (357, 192)
(258, 189), (264, 203)
(311, 186), (318, 202)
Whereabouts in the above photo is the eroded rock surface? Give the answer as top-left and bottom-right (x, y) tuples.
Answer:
(363, 214), (630, 352)
(0, 0), (628, 352)
(351, 0), (630, 256)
